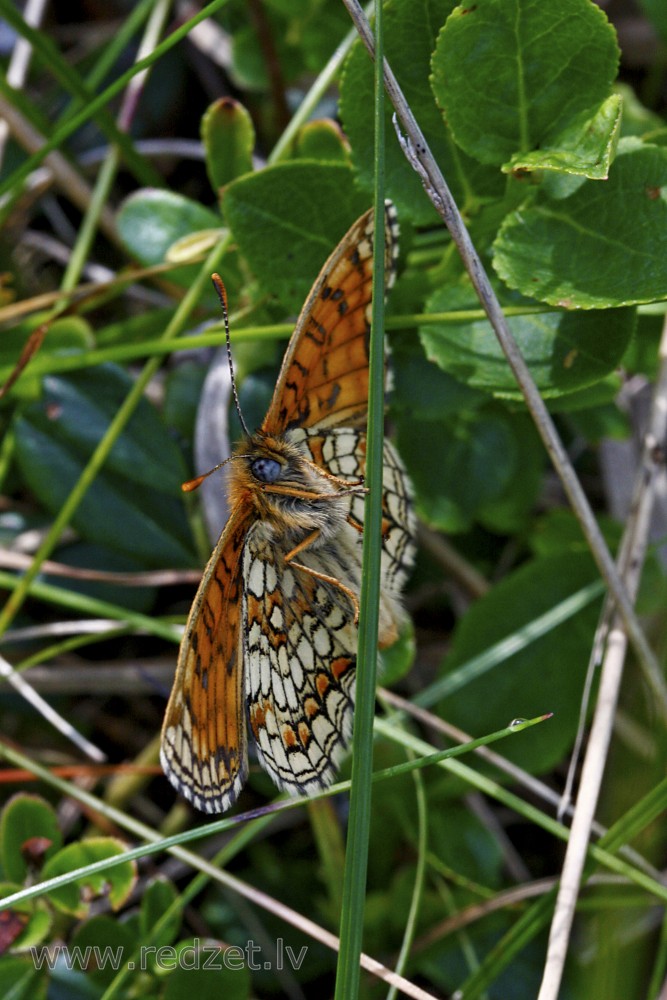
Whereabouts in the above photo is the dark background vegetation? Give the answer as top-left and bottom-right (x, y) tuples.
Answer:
(0, 1), (666, 998)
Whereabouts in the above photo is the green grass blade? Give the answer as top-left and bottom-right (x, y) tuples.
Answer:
(335, 2), (386, 995)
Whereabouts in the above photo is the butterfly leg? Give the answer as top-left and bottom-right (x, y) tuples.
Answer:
(284, 529), (361, 624)
(263, 482), (365, 501)
(347, 508), (394, 540)
(301, 456), (369, 495)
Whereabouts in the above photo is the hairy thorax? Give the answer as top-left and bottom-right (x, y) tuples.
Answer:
(226, 431), (363, 547)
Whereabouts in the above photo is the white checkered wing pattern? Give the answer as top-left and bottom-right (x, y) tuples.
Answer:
(242, 427), (415, 794)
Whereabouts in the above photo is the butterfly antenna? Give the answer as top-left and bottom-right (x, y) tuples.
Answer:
(211, 272), (251, 439)
(181, 453), (256, 492)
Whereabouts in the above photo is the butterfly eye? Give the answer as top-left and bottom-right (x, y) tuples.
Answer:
(251, 457), (282, 484)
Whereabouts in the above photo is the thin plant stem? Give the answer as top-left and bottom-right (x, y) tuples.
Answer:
(340, 0), (667, 718)
(0, 0), (231, 203)
(334, 0), (387, 993)
(60, 1), (172, 294)
(387, 756), (427, 1000)
(537, 316), (667, 1000)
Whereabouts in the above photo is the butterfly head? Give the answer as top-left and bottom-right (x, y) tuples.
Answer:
(228, 432), (363, 542)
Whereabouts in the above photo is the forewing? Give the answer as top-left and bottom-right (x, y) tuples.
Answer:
(262, 202), (399, 435)
(161, 503), (252, 814)
(243, 526), (358, 795)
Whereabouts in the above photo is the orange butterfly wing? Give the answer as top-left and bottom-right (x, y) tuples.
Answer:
(162, 201), (412, 814)
(160, 502), (252, 813)
(262, 201), (399, 435)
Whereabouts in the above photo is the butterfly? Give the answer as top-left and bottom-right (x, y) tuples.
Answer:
(161, 202), (416, 813)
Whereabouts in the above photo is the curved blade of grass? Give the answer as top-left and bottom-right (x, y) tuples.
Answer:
(386, 758), (427, 1000)
(0, 716), (551, 910)
(0, 0), (232, 203)
(0, 0), (162, 193)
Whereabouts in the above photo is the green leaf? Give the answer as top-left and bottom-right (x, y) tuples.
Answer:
(41, 838), (136, 917)
(390, 336), (485, 419)
(13, 364), (195, 568)
(530, 510), (620, 560)
(505, 94), (622, 179)
(431, 0), (620, 172)
(541, 375), (622, 415)
(616, 83), (665, 141)
(476, 414), (544, 534)
(139, 878), (182, 952)
(340, 0), (503, 225)
(0, 884), (52, 952)
(163, 942), (250, 998)
(202, 98), (255, 195)
(226, 1), (349, 89)
(0, 795), (61, 883)
(420, 285), (635, 397)
(494, 138), (667, 308)
(0, 957), (44, 1000)
(429, 802), (504, 885)
(117, 189), (222, 287)
(623, 310), (663, 380)
(222, 162), (369, 312)
(293, 120), (351, 164)
(439, 553), (602, 772)
(69, 917), (135, 986)
(229, 18), (301, 92)
(396, 405), (518, 533)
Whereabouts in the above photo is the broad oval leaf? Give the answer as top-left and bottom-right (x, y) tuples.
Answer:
(396, 406), (518, 533)
(340, 0), (502, 224)
(0, 795), (62, 884)
(494, 138), (667, 307)
(431, 0), (620, 171)
(117, 189), (222, 288)
(41, 838), (136, 918)
(222, 162), (369, 312)
(420, 286), (635, 397)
